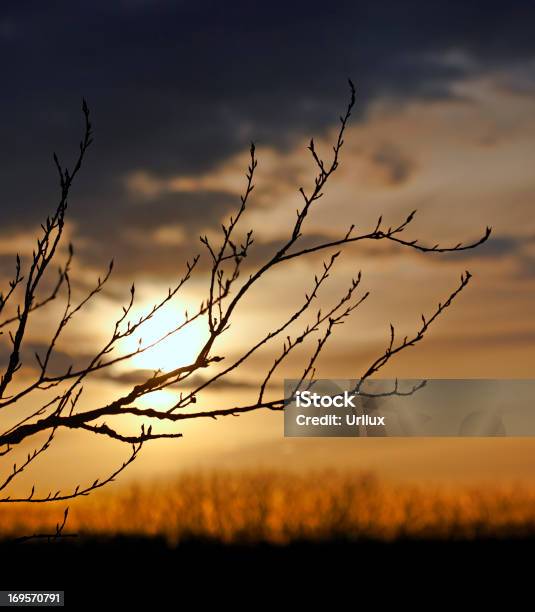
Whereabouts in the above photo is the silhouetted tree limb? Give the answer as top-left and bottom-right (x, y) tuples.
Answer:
(0, 80), (490, 516)
(8, 508), (75, 544)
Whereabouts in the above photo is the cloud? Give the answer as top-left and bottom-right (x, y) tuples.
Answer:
(2, 0), (534, 235)
(106, 369), (258, 390)
(4, 73), (534, 290)
(0, 337), (99, 381)
(371, 143), (415, 186)
(2, 1), (535, 383)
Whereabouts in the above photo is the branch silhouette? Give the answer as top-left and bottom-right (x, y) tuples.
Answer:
(0, 80), (490, 515)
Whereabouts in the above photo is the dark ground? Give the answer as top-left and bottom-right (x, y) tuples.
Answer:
(0, 536), (530, 605)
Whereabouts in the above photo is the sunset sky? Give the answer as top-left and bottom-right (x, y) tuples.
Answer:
(1, 1), (535, 490)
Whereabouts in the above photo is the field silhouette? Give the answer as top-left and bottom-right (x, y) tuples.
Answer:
(3, 469), (535, 543)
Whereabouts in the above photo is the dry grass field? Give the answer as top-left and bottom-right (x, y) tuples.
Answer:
(3, 470), (535, 543)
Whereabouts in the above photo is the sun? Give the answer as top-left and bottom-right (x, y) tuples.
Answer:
(122, 301), (206, 373)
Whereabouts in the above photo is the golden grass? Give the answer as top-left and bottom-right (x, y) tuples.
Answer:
(3, 470), (535, 543)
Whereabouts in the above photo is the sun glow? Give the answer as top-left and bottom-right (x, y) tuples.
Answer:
(122, 300), (206, 373)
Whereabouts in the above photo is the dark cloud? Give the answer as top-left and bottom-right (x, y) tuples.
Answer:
(107, 369), (258, 390)
(1, 0), (533, 281)
(72, 188), (239, 272)
(0, 338), (98, 379)
(441, 234), (535, 260)
(422, 233), (535, 281)
(471, 235), (530, 259)
(371, 143), (415, 185)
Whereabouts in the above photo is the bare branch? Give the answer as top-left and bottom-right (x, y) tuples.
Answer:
(0, 82), (490, 516)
